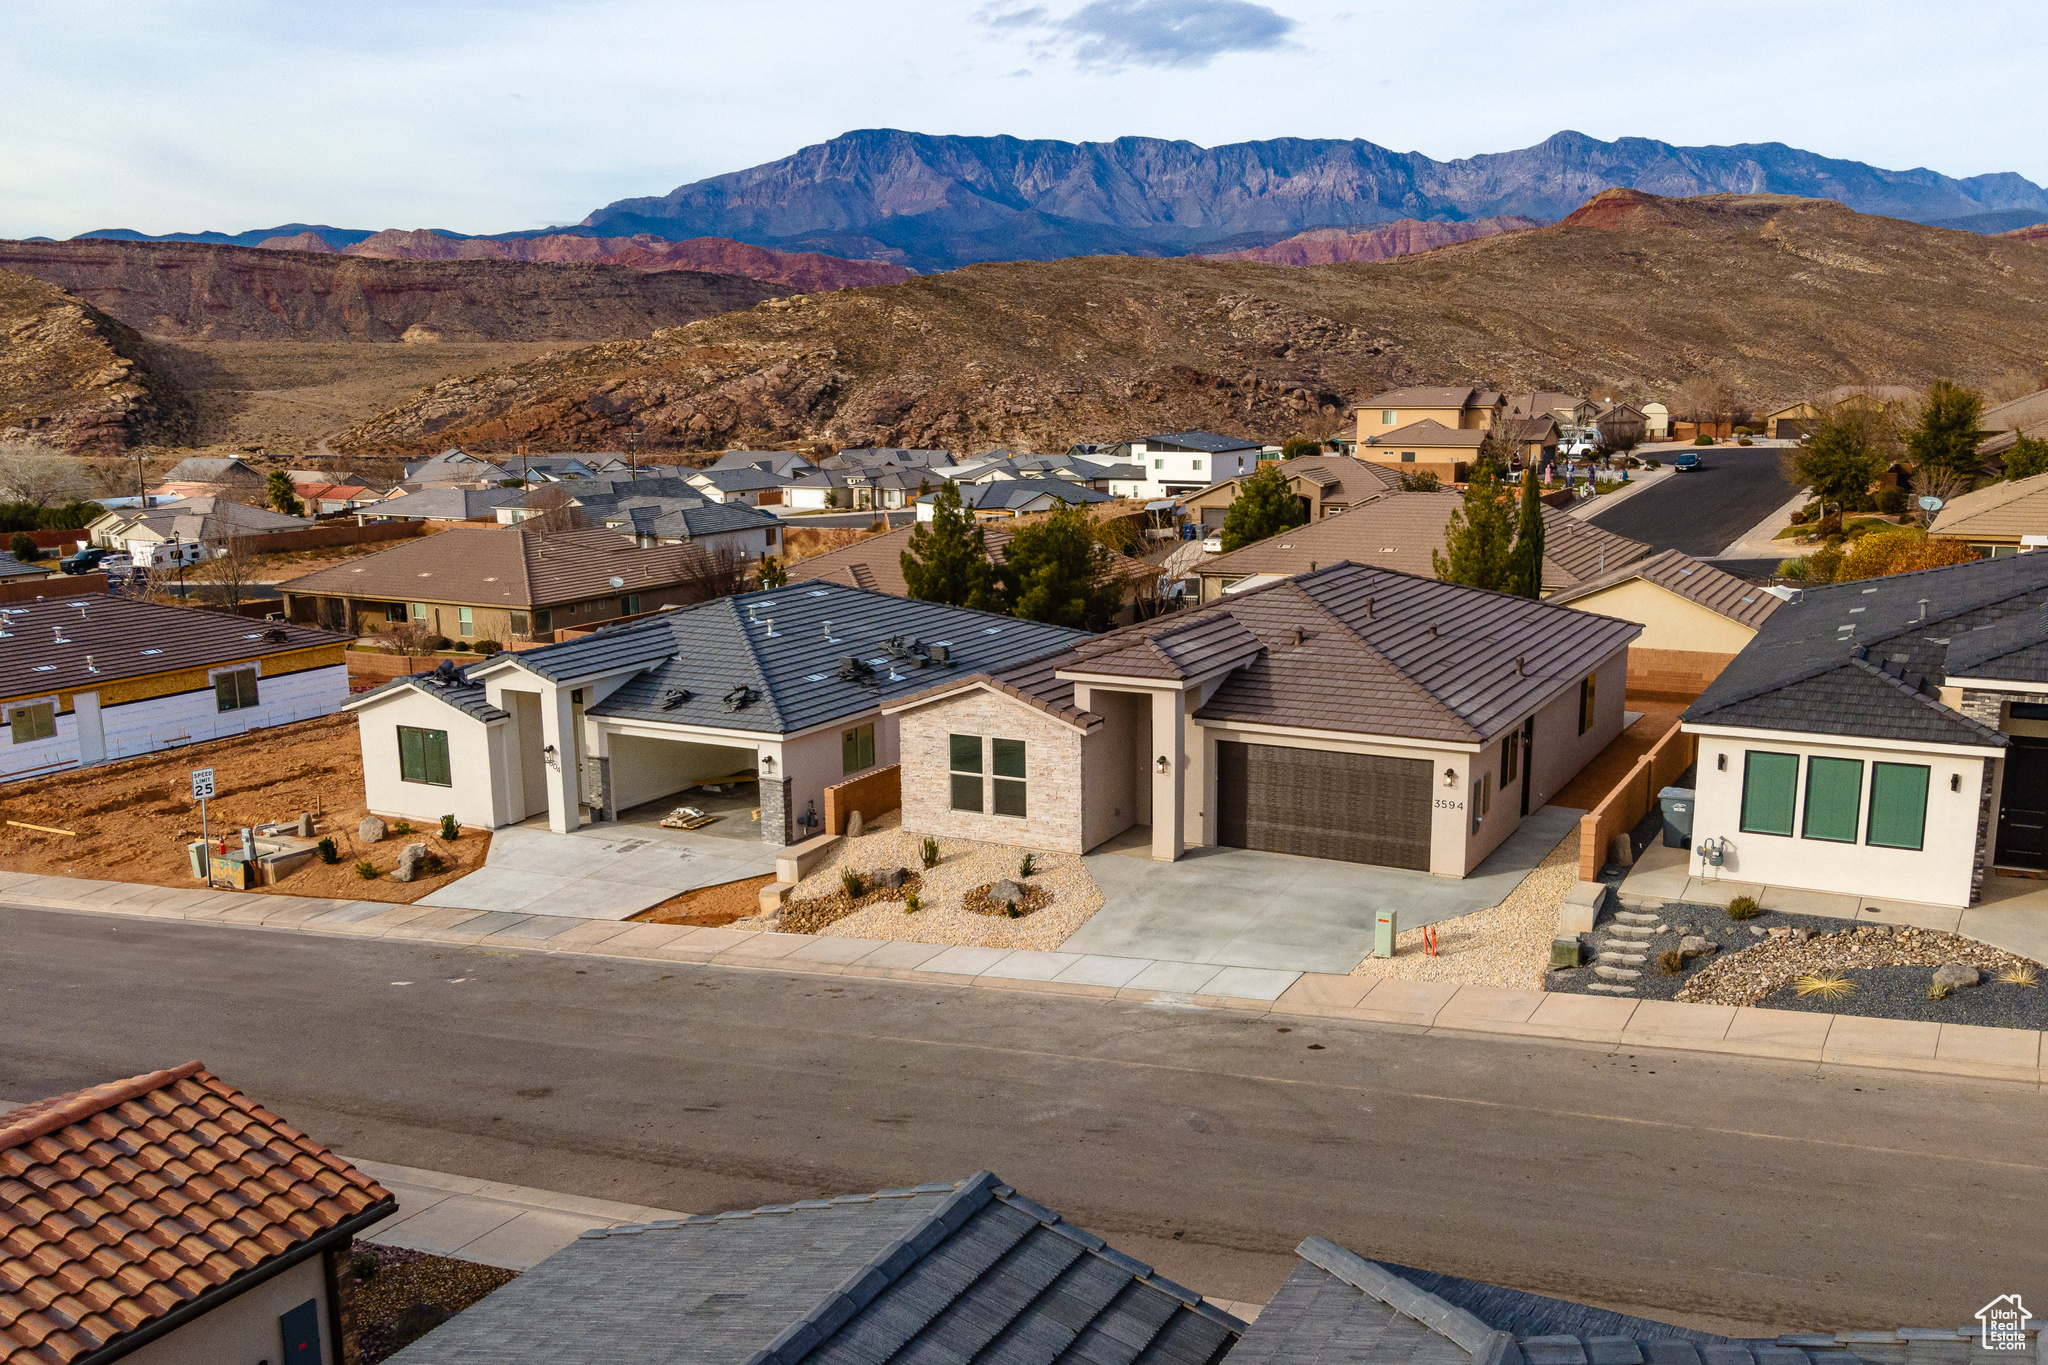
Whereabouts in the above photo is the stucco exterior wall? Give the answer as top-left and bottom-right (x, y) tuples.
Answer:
(355, 688), (503, 828)
(1527, 648), (1626, 812)
(1687, 730), (1992, 908)
(898, 690), (1085, 852)
(1563, 580), (1759, 655)
(1460, 729), (1523, 874)
(122, 1255), (330, 1365)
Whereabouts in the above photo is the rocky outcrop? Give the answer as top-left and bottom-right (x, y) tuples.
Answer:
(258, 232), (341, 253)
(0, 239), (785, 342)
(0, 269), (192, 452)
(336, 231), (912, 291)
(1206, 216), (1541, 265)
(336, 190), (2048, 460)
(2002, 222), (2048, 245)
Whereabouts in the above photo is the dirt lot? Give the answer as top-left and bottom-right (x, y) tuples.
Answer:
(0, 714), (486, 903)
(632, 873), (775, 926)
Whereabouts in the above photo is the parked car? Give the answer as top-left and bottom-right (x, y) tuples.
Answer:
(59, 546), (115, 574)
(1559, 438), (1599, 459)
(1674, 452), (1702, 472)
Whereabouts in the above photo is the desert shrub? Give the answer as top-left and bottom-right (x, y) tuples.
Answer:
(1815, 511), (1843, 538)
(920, 836), (940, 869)
(350, 1250), (380, 1281)
(1737, 437), (1753, 446)
(354, 860), (378, 880)
(1727, 895), (1761, 920)
(1806, 546), (1846, 582)
(8, 532), (38, 561)
(904, 893), (922, 914)
(391, 820), (412, 835)
(839, 867), (865, 900)
(1777, 556), (1810, 580)
(317, 836), (339, 865)
(1643, 458), (1660, 470)
(474, 639), (502, 656)
(452, 641), (471, 652)
(1018, 852), (1038, 877)
(1791, 503), (1819, 525)
(438, 814), (458, 839)
(1693, 434), (1714, 446)
(1658, 949), (1685, 975)
(1928, 981), (1952, 1001)
(419, 852), (446, 876)
(1875, 486), (1907, 515)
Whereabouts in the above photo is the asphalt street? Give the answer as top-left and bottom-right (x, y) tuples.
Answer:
(6, 906), (2044, 1337)
(1589, 449), (1801, 558)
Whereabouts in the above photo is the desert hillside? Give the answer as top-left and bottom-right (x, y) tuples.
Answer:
(1205, 216), (1542, 265)
(336, 191), (2048, 457)
(0, 239), (789, 343)
(0, 269), (191, 452)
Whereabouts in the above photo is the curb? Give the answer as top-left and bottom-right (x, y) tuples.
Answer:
(3, 871), (2039, 1088)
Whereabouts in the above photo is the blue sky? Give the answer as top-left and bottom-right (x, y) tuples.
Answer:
(3, 0), (2043, 239)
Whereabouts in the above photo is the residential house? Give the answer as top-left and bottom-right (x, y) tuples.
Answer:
(786, 519), (1159, 621)
(0, 551), (61, 582)
(381, 1171), (1243, 1365)
(1978, 386), (2048, 464)
(0, 1061), (395, 1365)
(1680, 552), (2048, 907)
(684, 465), (790, 506)
(883, 561), (1635, 872)
(1761, 384), (1920, 439)
(148, 454), (264, 501)
(0, 596), (348, 779)
(1191, 490), (1649, 603)
(1111, 431), (1265, 498)
(87, 496), (314, 559)
(1928, 470), (2048, 556)
(495, 476), (784, 562)
(817, 447), (957, 473)
(1502, 415), (1561, 469)
(915, 480), (1118, 521)
(401, 448), (514, 484)
(1178, 455), (1404, 534)
(294, 481), (380, 515)
(1356, 419), (1485, 482)
(951, 450), (1145, 494)
(1355, 386), (1505, 440)
(1505, 391), (1585, 428)
(342, 582), (1088, 838)
(780, 466), (867, 511)
(1548, 549), (1785, 695)
(279, 524), (733, 644)
(354, 487), (526, 522)
(710, 448), (815, 477)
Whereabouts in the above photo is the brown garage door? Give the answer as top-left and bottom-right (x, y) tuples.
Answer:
(1215, 741), (1431, 869)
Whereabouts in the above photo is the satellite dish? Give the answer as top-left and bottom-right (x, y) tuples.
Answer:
(1918, 496), (1944, 512)
(609, 576), (626, 589)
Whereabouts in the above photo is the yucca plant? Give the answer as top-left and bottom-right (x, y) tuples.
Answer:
(1995, 964), (2040, 987)
(1018, 852), (1038, 878)
(1928, 981), (1952, 1002)
(439, 813), (459, 840)
(920, 837), (941, 869)
(1793, 973), (1855, 1001)
(839, 867), (865, 900)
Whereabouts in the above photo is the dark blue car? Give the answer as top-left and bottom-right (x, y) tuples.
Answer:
(1674, 452), (1702, 472)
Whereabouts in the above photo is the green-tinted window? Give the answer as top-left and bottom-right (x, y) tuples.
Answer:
(457, 606), (474, 637)
(949, 733), (982, 812)
(949, 734), (981, 773)
(1801, 757), (1863, 843)
(1867, 763), (1929, 850)
(398, 725), (452, 787)
(992, 738), (1026, 818)
(842, 722), (875, 775)
(9, 702), (55, 744)
(1740, 751), (1798, 836)
(214, 668), (259, 713)
(991, 738), (1025, 778)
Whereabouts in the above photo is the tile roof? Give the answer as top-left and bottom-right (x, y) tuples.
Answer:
(1926, 473), (2048, 538)
(106, 498), (312, 541)
(595, 498), (782, 539)
(342, 657), (511, 723)
(688, 467), (789, 493)
(1360, 419), (1487, 451)
(1067, 612), (1266, 681)
(278, 525), (715, 609)
(386, 1171), (1242, 1365)
(1256, 456), (1403, 502)
(927, 483), (1118, 512)
(1146, 431), (1263, 454)
(1195, 492), (1648, 592)
(0, 596), (348, 703)
(711, 450), (813, 474)
(0, 555), (53, 582)
(159, 457), (256, 482)
(360, 487), (525, 521)
(1684, 552), (2048, 744)
(1504, 392), (1587, 422)
(1547, 549), (1784, 629)
(820, 448), (956, 471)
(1945, 603), (2048, 680)
(1981, 387), (2048, 437)
(0, 1062), (394, 1365)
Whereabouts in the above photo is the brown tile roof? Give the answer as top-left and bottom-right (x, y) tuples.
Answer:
(1546, 548), (1784, 628)
(1359, 418), (1488, 450)
(1194, 491), (1649, 591)
(1358, 386), (1496, 409)
(1505, 391), (1586, 420)
(0, 597), (349, 704)
(1066, 612), (1266, 680)
(277, 524), (714, 609)
(1928, 472), (2048, 539)
(1, 1063), (394, 1365)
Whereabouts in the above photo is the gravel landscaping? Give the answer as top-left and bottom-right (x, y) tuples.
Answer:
(740, 811), (1104, 951)
(350, 1240), (517, 1363)
(1755, 964), (2048, 1028)
(1347, 835), (1577, 989)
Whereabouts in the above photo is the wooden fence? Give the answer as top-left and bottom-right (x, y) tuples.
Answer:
(247, 521), (425, 554)
(1578, 723), (1697, 881)
(823, 764), (901, 836)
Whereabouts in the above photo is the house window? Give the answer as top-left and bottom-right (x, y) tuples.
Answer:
(621, 594), (640, 615)
(1382, 410), (1396, 425)
(386, 602), (409, 622)
(1740, 751), (1799, 836)
(510, 611), (530, 637)
(1866, 762), (1929, 850)
(992, 738), (1026, 818)
(1191, 459), (1202, 472)
(1471, 772), (1490, 832)
(398, 725), (452, 786)
(214, 667), (259, 713)
(457, 606), (474, 637)
(533, 609), (552, 635)
(1577, 674), (1597, 736)
(1154, 459), (1164, 470)
(949, 733), (982, 812)
(1801, 756), (1863, 843)
(1400, 452), (1416, 463)
(843, 722), (875, 775)
(9, 701), (55, 744)
(765, 529), (776, 546)
(1500, 731), (1521, 786)
(409, 603), (427, 622)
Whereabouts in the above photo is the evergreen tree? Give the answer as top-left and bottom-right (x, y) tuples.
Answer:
(999, 503), (1123, 631)
(755, 554), (787, 590)
(1220, 465), (1307, 552)
(1432, 460), (1515, 591)
(1792, 407), (1891, 512)
(900, 481), (998, 610)
(1903, 380), (1990, 483)
(2006, 435), (2048, 483)
(1506, 463), (1545, 598)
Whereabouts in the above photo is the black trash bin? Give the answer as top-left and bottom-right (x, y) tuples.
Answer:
(1658, 787), (1694, 849)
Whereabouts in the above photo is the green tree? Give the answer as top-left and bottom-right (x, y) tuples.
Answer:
(1903, 380), (1990, 483)
(998, 503), (1123, 631)
(9, 532), (39, 562)
(1432, 460), (1515, 590)
(1790, 407), (1890, 513)
(1280, 436), (1323, 460)
(755, 554), (787, 590)
(1505, 464), (1545, 598)
(1219, 466), (1306, 553)
(2005, 434), (2048, 482)
(900, 481), (998, 610)
(266, 470), (303, 517)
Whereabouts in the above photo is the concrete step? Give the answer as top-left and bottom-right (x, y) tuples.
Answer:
(1594, 965), (1642, 981)
(1587, 983), (1638, 995)
(1615, 911), (1660, 925)
(1604, 927), (1654, 941)
(1597, 952), (1646, 965)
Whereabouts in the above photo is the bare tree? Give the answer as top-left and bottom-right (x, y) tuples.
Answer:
(1673, 375), (1735, 427)
(675, 544), (747, 603)
(0, 443), (93, 506)
(192, 535), (261, 611)
(377, 619), (443, 664)
(523, 482), (588, 533)
(1913, 466), (1974, 528)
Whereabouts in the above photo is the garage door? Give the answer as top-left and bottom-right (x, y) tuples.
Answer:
(1215, 741), (1431, 869)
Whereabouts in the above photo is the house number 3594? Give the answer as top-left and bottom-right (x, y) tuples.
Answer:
(1434, 799), (1463, 810)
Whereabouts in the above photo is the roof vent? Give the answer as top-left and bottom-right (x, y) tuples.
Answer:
(1516, 655), (1525, 676)
(929, 643), (952, 666)
(721, 684), (758, 712)
(838, 656), (878, 686)
(1919, 598), (1930, 622)
(1364, 597), (1374, 619)
(1293, 627), (1305, 646)
(1428, 623), (1437, 637)
(661, 688), (692, 710)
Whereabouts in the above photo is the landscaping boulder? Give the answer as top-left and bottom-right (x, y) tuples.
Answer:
(986, 878), (1026, 908)
(1549, 937), (1583, 970)
(1679, 936), (1719, 959)
(359, 815), (386, 843)
(296, 812), (315, 837)
(846, 811), (864, 839)
(872, 866), (907, 890)
(392, 842), (429, 883)
(1932, 962), (1981, 991)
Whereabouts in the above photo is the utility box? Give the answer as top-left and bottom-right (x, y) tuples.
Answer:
(1374, 910), (1396, 959)
(1658, 786), (1695, 848)
(186, 840), (208, 879)
(210, 852), (256, 891)
(1550, 937), (1583, 970)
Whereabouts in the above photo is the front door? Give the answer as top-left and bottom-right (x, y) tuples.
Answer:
(1997, 738), (2048, 869)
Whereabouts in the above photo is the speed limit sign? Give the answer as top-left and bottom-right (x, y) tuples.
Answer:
(191, 767), (216, 800)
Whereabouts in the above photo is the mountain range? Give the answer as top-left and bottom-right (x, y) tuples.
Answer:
(64, 130), (2048, 274)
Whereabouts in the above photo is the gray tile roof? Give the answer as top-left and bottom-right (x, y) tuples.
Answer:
(1926, 472), (2048, 539)
(359, 487), (525, 521)
(159, 456), (257, 482)
(1945, 604), (2048, 679)
(1547, 550), (1783, 629)
(598, 498), (781, 539)
(712, 449), (814, 474)
(342, 658), (509, 723)
(387, 1171), (1242, 1365)
(926, 482), (1118, 511)
(1067, 612), (1267, 681)
(497, 581), (1089, 736)
(821, 448), (957, 471)
(1148, 431), (1263, 454)
(690, 467), (791, 492)
(1683, 553), (2048, 743)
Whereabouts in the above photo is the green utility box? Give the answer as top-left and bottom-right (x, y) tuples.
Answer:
(1374, 910), (1396, 959)
(1550, 937), (1584, 969)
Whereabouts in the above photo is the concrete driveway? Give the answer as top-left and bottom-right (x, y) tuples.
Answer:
(417, 819), (780, 919)
(1061, 804), (1582, 973)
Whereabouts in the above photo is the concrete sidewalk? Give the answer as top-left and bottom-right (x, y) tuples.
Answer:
(351, 1159), (688, 1270)
(3, 868), (2040, 1087)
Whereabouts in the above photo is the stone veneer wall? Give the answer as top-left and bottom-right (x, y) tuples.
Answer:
(760, 775), (793, 845)
(1958, 687), (2048, 903)
(898, 691), (1085, 853)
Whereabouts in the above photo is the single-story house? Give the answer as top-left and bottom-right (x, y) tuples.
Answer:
(883, 561), (1636, 873)
(1761, 384), (1919, 439)
(342, 582), (1089, 838)
(915, 480), (1118, 520)
(403, 448), (514, 484)
(1977, 386), (2048, 465)
(0, 551), (61, 581)
(1107, 431), (1265, 500)
(1356, 418), (1483, 482)
(147, 454), (266, 501)
(1680, 551), (2048, 907)
(710, 448), (815, 477)
(684, 465), (790, 505)
(818, 447), (956, 472)
(1191, 490), (1650, 603)
(88, 497), (313, 556)
(1548, 549), (1785, 695)
(0, 597), (348, 779)
(280, 524), (733, 643)
(0, 1061), (395, 1365)
(495, 476), (784, 562)
(1928, 469), (2048, 555)
(355, 486), (526, 522)
(1502, 414), (1560, 468)
(1355, 386), (1504, 437)
(294, 481), (380, 514)
(1178, 455), (1404, 531)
